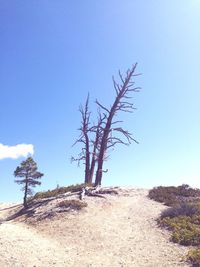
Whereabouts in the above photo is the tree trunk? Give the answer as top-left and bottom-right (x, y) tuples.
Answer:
(23, 177), (28, 209)
(89, 140), (98, 184)
(95, 127), (111, 186)
(95, 163), (103, 186)
(84, 135), (90, 184)
(95, 94), (120, 186)
(89, 157), (95, 184)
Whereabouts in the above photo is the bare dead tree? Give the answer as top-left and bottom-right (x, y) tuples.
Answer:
(71, 94), (91, 184)
(94, 63), (140, 186)
(72, 96), (106, 184)
(72, 63), (140, 187)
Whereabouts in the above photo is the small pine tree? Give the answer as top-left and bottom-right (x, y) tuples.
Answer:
(14, 157), (44, 208)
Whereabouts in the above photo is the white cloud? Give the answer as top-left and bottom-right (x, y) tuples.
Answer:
(0, 144), (34, 160)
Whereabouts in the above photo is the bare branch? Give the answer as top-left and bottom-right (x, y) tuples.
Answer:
(118, 70), (125, 84)
(112, 127), (139, 144)
(111, 120), (123, 125)
(95, 100), (110, 113)
(112, 76), (122, 96)
(106, 136), (129, 149)
(71, 155), (85, 165)
(72, 135), (86, 147)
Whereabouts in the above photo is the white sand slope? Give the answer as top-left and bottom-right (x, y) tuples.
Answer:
(0, 188), (190, 267)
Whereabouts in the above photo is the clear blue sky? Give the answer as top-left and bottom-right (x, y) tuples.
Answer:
(0, 1), (200, 202)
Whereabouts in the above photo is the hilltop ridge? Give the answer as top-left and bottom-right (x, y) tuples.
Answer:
(0, 187), (189, 267)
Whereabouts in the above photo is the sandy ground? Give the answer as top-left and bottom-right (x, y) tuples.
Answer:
(0, 188), (190, 267)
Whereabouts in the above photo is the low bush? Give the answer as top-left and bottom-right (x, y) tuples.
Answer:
(161, 203), (200, 218)
(152, 185), (200, 266)
(149, 184), (200, 206)
(57, 199), (87, 210)
(159, 215), (200, 246)
(172, 227), (200, 246)
(159, 215), (192, 230)
(187, 248), (200, 266)
(32, 183), (93, 200)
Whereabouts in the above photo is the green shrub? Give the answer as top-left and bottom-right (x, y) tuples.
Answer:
(159, 216), (200, 246)
(149, 184), (200, 206)
(152, 185), (200, 266)
(149, 186), (178, 206)
(159, 216), (192, 230)
(187, 248), (200, 266)
(57, 199), (87, 210)
(172, 228), (200, 246)
(161, 203), (200, 218)
(32, 183), (93, 200)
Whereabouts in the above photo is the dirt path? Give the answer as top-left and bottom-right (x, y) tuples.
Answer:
(0, 189), (190, 267)
(0, 222), (72, 267)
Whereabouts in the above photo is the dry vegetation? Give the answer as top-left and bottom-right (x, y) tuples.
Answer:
(31, 183), (88, 200)
(149, 184), (200, 266)
(57, 199), (87, 210)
